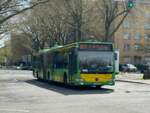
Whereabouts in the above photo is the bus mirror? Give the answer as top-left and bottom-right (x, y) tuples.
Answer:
(114, 53), (117, 60)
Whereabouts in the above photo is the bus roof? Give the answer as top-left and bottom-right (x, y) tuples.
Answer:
(38, 41), (114, 55)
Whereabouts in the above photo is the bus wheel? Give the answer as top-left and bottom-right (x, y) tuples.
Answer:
(47, 71), (51, 82)
(36, 71), (39, 79)
(33, 69), (35, 75)
(96, 85), (102, 89)
(63, 73), (67, 86)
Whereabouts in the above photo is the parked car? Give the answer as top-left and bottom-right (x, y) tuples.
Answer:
(144, 63), (150, 72)
(15, 64), (32, 70)
(21, 65), (32, 70)
(136, 64), (150, 73)
(121, 64), (137, 72)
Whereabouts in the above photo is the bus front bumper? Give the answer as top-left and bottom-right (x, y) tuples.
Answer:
(72, 78), (115, 86)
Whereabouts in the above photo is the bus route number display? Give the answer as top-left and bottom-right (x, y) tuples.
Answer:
(79, 44), (112, 51)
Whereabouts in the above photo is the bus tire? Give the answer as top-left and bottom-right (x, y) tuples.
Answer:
(64, 73), (67, 86)
(47, 71), (51, 82)
(33, 69), (35, 75)
(36, 71), (39, 79)
(96, 85), (102, 89)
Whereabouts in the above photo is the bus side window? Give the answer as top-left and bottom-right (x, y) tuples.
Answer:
(39, 55), (43, 69)
(47, 53), (52, 68)
(114, 53), (117, 60)
(54, 52), (68, 69)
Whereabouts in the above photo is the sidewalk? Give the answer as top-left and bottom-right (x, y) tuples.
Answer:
(116, 72), (150, 85)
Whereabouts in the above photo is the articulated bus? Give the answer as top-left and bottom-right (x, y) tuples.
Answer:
(32, 41), (117, 86)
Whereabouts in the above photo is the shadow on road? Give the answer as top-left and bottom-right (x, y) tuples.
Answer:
(25, 79), (114, 95)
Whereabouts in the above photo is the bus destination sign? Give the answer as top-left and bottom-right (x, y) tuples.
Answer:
(79, 44), (113, 51)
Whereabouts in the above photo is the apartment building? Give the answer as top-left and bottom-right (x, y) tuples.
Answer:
(115, 0), (150, 65)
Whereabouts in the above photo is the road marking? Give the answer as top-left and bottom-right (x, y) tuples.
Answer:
(0, 109), (29, 113)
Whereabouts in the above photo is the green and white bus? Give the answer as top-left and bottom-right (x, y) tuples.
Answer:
(32, 41), (117, 86)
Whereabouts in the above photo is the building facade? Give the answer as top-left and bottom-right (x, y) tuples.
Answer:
(115, 0), (150, 65)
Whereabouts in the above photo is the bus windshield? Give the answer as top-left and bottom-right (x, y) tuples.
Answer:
(79, 51), (114, 73)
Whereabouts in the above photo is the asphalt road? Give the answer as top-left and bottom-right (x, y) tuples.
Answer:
(0, 70), (150, 113)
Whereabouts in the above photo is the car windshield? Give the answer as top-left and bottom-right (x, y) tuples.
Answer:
(127, 64), (136, 68)
(78, 51), (114, 73)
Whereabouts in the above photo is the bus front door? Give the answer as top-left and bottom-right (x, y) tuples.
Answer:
(68, 49), (77, 82)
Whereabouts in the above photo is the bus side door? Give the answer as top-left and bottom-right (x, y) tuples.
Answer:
(68, 49), (77, 79)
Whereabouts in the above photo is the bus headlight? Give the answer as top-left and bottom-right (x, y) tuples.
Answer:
(80, 82), (84, 85)
(75, 78), (84, 82)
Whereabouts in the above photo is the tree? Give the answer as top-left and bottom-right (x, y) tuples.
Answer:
(0, 43), (11, 65)
(63, 0), (83, 42)
(95, 0), (132, 41)
(15, 1), (70, 53)
(63, 0), (96, 42)
(10, 32), (31, 63)
(14, 0), (133, 54)
(0, 0), (50, 35)
(18, 0), (95, 53)
(63, 0), (132, 42)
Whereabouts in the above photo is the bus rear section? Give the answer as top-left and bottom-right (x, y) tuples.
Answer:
(73, 43), (115, 86)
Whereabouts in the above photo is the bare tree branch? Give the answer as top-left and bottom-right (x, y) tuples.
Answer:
(0, 0), (50, 25)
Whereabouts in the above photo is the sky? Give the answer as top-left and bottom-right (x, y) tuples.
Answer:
(0, 33), (11, 48)
(0, 0), (30, 48)
(20, 0), (30, 8)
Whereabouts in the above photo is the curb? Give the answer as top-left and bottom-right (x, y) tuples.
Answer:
(116, 79), (150, 85)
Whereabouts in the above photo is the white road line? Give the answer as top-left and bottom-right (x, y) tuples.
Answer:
(0, 109), (29, 113)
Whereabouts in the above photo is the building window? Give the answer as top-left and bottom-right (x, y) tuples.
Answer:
(134, 56), (142, 65)
(134, 33), (141, 40)
(144, 23), (150, 29)
(123, 32), (130, 40)
(123, 20), (130, 28)
(144, 34), (150, 40)
(143, 57), (150, 64)
(144, 44), (150, 51)
(134, 44), (142, 51)
(124, 44), (131, 51)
